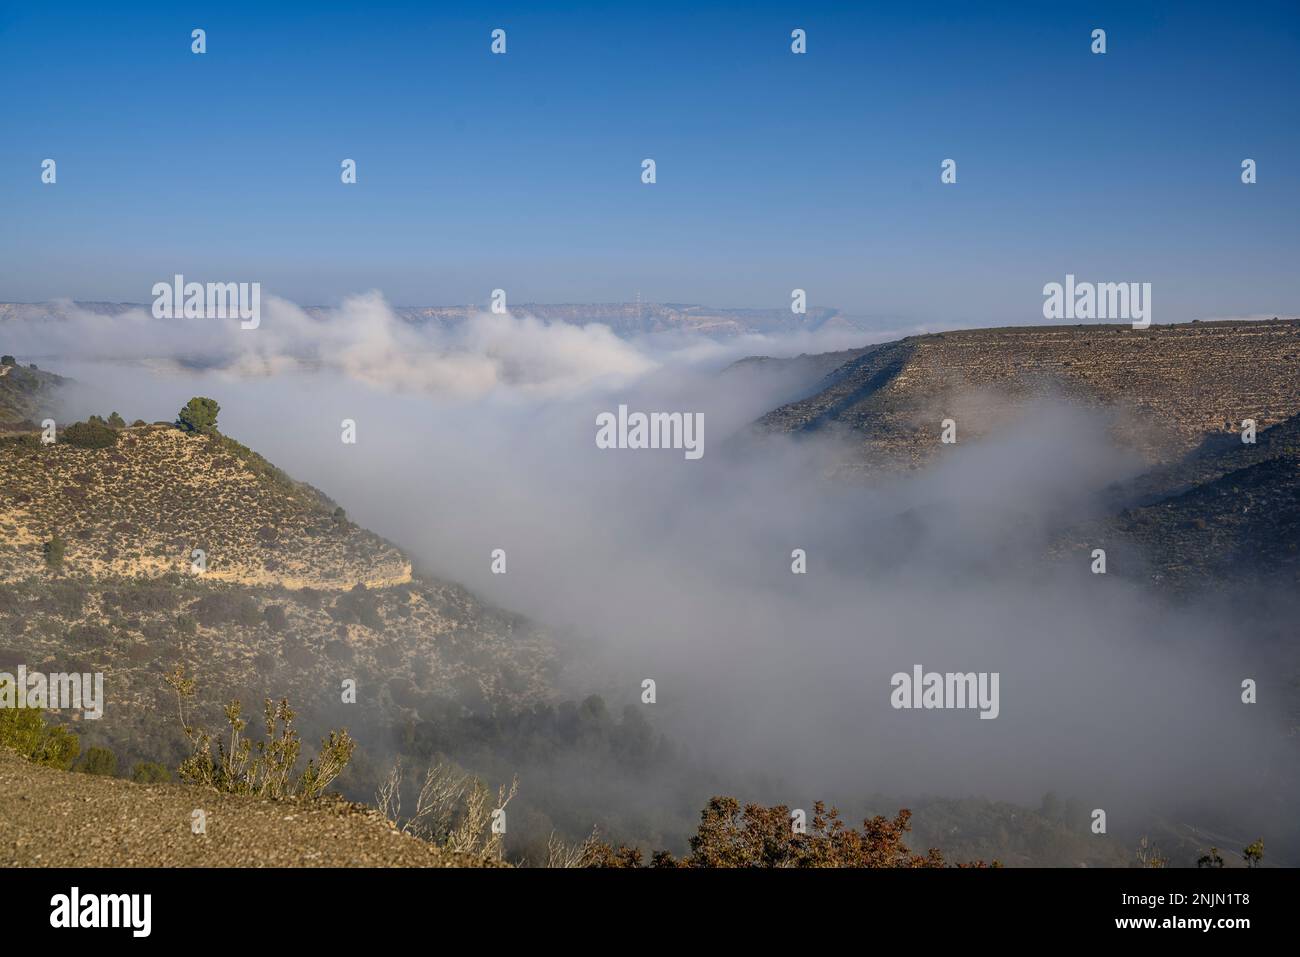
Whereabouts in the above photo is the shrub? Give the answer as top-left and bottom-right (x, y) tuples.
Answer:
(324, 639), (353, 663)
(107, 412), (126, 429)
(0, 679), (81, 769)
(77, 746), (119, 776)
(191, 592), (261, 629)
(131, 761), (171, 784)
(1243, 839), (1264, 868)
(67, 622), (113, 648)
(263, 604), (288, 632)
(0, 585), (23, 616)
(164, 667), (354, 800)
(43, 535), (66, 569)
(61, 420), (119, 449)
(102, 586), (179, 614)
(0, 355), (14, 366)
(332, 584), (383, 630)
(584, 797), (976, 868)
(46, 582), (88, 617)
(376, 759), (518, 861)
(281, 637), (314, 668)
(176, 397), (220, 435)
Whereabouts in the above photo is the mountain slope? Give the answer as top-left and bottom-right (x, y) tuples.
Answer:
(755, 320), (1300, 470)
(0, 419), (556, 771)
(0, 362), (64, 427)
(0, 425), (410, 587)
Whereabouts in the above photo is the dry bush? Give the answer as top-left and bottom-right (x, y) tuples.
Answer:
(165, 665), (353, 800)
(378, 758), (518, 861)
(545, 827), (604, 868)
(585, 796), (989, 868)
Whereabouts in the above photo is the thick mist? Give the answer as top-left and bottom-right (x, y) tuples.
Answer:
(34, 296), (1300, 855)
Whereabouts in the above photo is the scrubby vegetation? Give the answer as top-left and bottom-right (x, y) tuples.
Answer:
(2, 383), (1285, 868)
(131, 761), (171, 783)
(0, 679), (81, 769)
(578, 798), (975, 868)
(60, 419), (119, 449)
(76, 746), (118, 776)
(0, 667), (1271, 869)
(377, 759), (519, 861)
(0, 361), (63, 426)
(165, 667), (355, 800)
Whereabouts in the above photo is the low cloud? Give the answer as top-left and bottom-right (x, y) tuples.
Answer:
(31, 291), (1298, 859)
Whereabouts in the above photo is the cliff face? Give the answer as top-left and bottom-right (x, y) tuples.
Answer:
(755, 320), (1300, 470)
(0, 426), (410, 589)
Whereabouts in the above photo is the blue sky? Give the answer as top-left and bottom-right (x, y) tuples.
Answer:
(1, 0), (1297, 326)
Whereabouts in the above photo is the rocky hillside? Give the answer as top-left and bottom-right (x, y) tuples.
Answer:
(0, 426), (411, 588)
(755, 319), (1300, 470)
(746, 320), (1300, 593)
(0, 417), (555, 772)
(0, 361), (64, 427)
(0, 748), (496, 866)
(1099, 413), (1300, 591)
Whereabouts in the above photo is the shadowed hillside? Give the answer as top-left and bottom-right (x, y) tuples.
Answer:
(1100, 414), (1300, 591)
(0, 360), (64, 427)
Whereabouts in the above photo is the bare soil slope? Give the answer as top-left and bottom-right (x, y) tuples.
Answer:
(0, 748), (496, 866)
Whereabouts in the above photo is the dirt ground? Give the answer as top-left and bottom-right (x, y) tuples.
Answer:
(0, 748), (499, 867)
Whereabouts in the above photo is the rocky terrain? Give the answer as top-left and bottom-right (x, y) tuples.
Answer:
(2, 320), (1295, 866)
(755, 319), (1300, 471)
(0, 361), (64, 427)
(0, 748), (496, 866)
(1098, 412), (1300, 591)
(746, 319), (1300, 593)
(0, 418), (556, 772)
(724, 344), (877, 389)
(0, 426), (412, 588)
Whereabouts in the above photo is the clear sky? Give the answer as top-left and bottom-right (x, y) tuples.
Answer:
(1, 0), (1297, 327)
